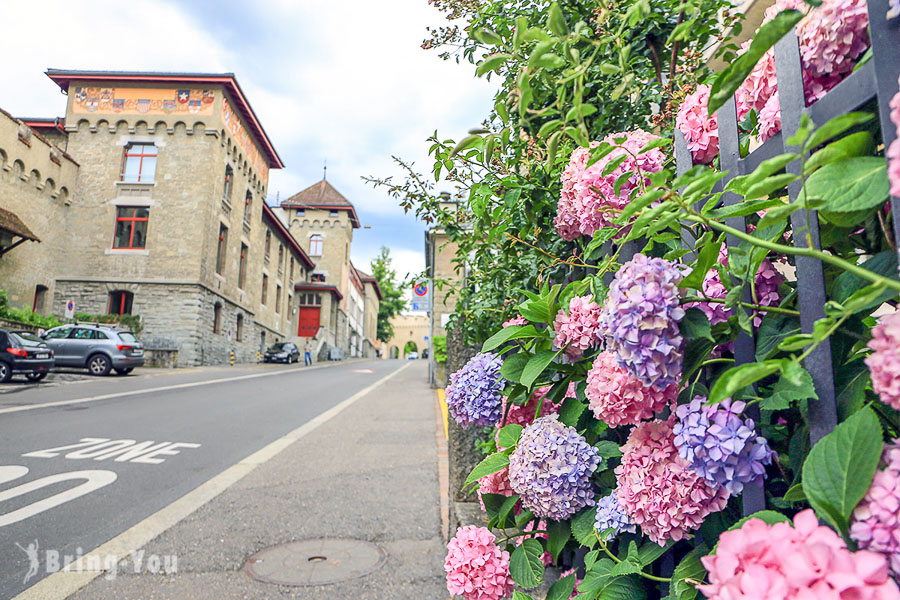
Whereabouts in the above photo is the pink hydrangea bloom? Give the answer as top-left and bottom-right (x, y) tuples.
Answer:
(700, 509), (900, 600)
(477, 466), (516, 512)
(554, 295), (603, 359)
(866, 312), (900, 411)
(586, 352), (677, 427)
(445, 526), (514, 600)
(502, 315), (528, 328)
(676, 84), (719, 164)
(615, 419), (729, 545)
(555, 143), (597, 240)
(888, 77), (900, 198)
(736, 43), (778, 122)
(758, 92), (783, 142)
(501, 386), (561, 430)
(851, 441), (900, 577)
(572, 130), (666, 236)
(798, 0), (869, 81)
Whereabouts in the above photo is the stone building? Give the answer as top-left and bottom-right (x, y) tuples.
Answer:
(279, 179), (382, 359)
(0, 69), (336, 365)
(382, 313), (430, 359)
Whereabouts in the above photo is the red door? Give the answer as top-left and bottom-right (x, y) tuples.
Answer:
(298, 307), (321, 337)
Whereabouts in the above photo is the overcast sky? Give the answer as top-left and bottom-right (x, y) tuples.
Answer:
(0, 0), (496, 284)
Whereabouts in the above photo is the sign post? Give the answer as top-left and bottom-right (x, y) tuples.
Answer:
(411, 280), (431, 312)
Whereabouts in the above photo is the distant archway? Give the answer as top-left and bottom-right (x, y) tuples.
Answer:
(403, 341), (418, 355)
(389, 346), (399, 359)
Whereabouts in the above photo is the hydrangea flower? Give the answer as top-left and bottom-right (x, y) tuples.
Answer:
(866, 312), (900, 411)
(572, 130), (666, 236)
(851, 441), (900, 577)
(508, 415), (600, 520)
(594, 492), (637, 542)
(446, 353), (505, 428)
(888, 77), (900, 198)
(736, 43), (778, 122)
(890, 0), (900, 19)
(502, 315), (528, 328)
(500, 386), (561, 429)
(676, 84), (719, 164)
(445, 525), (514, 600)
(758, 92), (783, 142)
(700, 509), (900, 600)
(598, 254), (688, 390)
(554, 295), (604, 359)
(555, 143), (597, 240)
(798, 0), (869, 81)
(586, 352), (677, 427)
(673, 397), (775, 495)
(477, 466), (516, 512)
(616, 419), (729, 545)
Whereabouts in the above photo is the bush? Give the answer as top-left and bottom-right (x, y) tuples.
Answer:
(74, 313), (143, 335)
(433, 335), (447, 364)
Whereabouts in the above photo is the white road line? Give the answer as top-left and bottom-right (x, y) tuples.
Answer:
(0, 360), (377, 415)
(12, 362), (411, 600)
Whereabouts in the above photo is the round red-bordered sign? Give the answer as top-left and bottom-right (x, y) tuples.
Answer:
(414, 283), (428, 296)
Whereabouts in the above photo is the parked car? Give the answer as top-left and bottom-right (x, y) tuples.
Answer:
(263, 342), (301, 364)
(0, 329), (55, 383)
(406, 352), (419, 360)
(42, 323), (144, 376)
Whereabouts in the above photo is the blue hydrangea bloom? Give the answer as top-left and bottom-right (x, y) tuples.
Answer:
(508, 415), (601, 520)
(594, 492), (636, 542)
(446, 353), (505, 428)
(598, 254), (688, 390)
(673, 397), (775, 495)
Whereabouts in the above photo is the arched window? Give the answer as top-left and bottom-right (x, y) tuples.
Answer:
(108, 290), (134, 315)
(223, 165), (233, 203)
(213, 302), (222, 334)
(236, 314), (244, 342)
(121, 143), (157, 183)
(309, 234), (323, 256)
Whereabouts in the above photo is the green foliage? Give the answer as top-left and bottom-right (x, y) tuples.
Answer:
(0, 288), (63, 330)
(369, 246), (407, 343)
(432, 335), (447, 363)
(74, 313), (143, 335)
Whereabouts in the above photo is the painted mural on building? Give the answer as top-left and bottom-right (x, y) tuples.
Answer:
(71, 87), (216, 116)
(221, 97), (268, 181)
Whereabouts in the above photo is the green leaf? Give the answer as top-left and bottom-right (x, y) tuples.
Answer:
(547, 574), (577, 600)
(832, 251), (899, 304)
(681, 307), (715, 342)
(681, 233), (723, 290)
(762, 363), (817, 410)
(802, 407), (883, 533)
(598, 575), (646, 600)
(743, 173), (799, 200)
(475, 53), (511, 77)
(726, 153), (799, 196)
(521, 350), (560, 388)
(539, 119), (563, 139)
(465, 452), (510, 489)
(548, 2), (569, 36)
(671, 545), (708, 600)
(638, 540), (673, 566)
(546, 519), (571, 563)
(708, 10), (804, 114)
(784, 483), (806, 502)
(572, 505), (598, 547)
(535, 54), (566, 69)
(497, 424), (524, 448)
(483, 325), (543, 352)
(803, 112), (874, 152)
(805, 157), (889, 213)
(709, 361), (782, 404)
(513, 591), (535, 600)
(594, 440), (623, 458)
(836, 360), (870, 421)
(498, 494), (520, 528)
(756, 312), (802, 360)
(510, 539), (545, 588)
(709, 197), (784, 219)
(640, 137), (671, 154)
(502, 352), (530, 383)
(450, 134), (482, 157)
(805, 131), (874, 173)
(559, 397), (587, 427)
(474, 27), (503, 45)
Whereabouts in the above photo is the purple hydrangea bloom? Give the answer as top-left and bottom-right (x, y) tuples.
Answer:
(594, 493), (636, 542)
(673, 397), (775, 495)
(446, 353), (505, 428)
(508, 415), (601, 520)
(598, 254), (688, 390)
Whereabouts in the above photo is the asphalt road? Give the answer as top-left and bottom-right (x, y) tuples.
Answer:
(0, 359), (408, 599)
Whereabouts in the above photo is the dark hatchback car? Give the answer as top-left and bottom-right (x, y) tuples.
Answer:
(263, 342), (301, 364)
(0, 329), (55, 383)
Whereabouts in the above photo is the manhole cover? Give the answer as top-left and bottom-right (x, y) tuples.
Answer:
(243, 538), (387, 586)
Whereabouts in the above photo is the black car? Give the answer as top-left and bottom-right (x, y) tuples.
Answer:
(0, 329), (55, 383)
(263, 342), (301, 364)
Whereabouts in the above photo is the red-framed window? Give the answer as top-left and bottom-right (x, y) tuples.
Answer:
(113, 206), (150, 249)
(223, 165), (233, 203)
(121, 143), (157, 183)
(261, 274), (269, 305)
(311, 273), (325, 282)
(33, 285), (48, 313)
(108, 290), (134, 315)
(309, 234), (323, 256)
(239, 243), (248, 289)
(216, 224), (228, 275)
(243, 191), (252, 223)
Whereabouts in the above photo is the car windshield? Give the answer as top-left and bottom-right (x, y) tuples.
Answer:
(117, 332), (138, 343)
(267, 344), (286, 352)
(11, 332), (46, 347)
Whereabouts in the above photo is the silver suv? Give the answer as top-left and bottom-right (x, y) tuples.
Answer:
(43, 323), (145, 376)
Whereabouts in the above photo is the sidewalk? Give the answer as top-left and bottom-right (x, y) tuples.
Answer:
(67, 361), (448, 599)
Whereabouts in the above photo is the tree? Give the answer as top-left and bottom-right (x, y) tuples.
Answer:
(370, 246), (406, 343)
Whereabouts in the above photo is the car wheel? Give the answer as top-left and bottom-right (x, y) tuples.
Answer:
(114, 368), (134, 376)
(26, 372), (47, 382)
(288, 355), (293, 364)
(0, 361), (11, 383)
(87, 354), (112, 376)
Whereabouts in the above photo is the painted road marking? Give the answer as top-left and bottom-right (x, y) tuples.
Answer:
(0, 360), (372, 415)
(0, 467), (117, 527)
(351, 369), (376, 373)
(23, 439), (201, 463)
(13, 362), (411, 600)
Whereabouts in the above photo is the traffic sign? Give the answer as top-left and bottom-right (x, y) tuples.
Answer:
(414, 282), (428, 296)
(64, 300), (74, 319)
